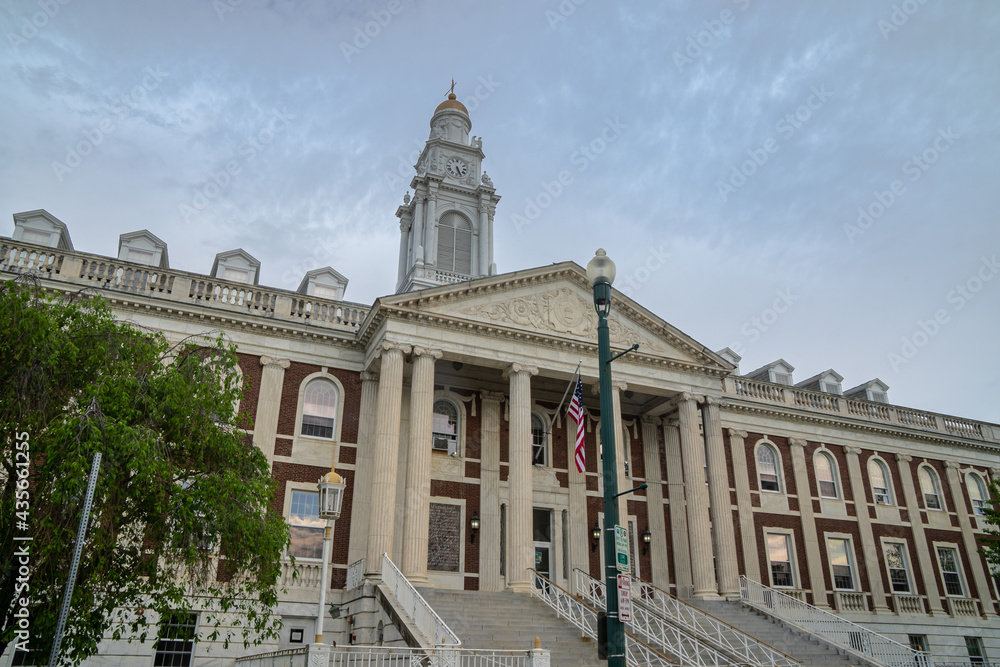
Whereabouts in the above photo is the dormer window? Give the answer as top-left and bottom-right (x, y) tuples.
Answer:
(12, 209), (74, 250)
(845, 379), (890, 405)
(297, 267), (349, 302)
(21, 229), (52, 245)
(746, 360), (795, 386)
(211, 249), (260, 285)
(118, 230), (168, 268)
(771, 370), (793, 385)
(870, 390), (888, 403)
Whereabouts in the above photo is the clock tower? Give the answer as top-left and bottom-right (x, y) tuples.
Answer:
(395, 89), (500, 293)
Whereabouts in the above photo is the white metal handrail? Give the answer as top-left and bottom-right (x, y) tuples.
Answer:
(572, 569), (745, 667)
(574, 569), (799, 667)
(381, 553), (461, 649)
(235, 647), (309, 667)
(527, 570), (677, 667)
(740, 576), (933, 667)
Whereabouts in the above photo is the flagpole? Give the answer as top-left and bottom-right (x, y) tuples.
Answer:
(548, 361), (582, 434)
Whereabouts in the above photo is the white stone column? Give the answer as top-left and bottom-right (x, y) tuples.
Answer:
(568, 392), (589, 591)
(479, 391), (505, 591)
(945, 461), (994, 615)
(895, 453), (944, 614)
(397, 220), (409, 289)
(610, 381), (630, 523)
(789, 438), (828, 607)
(640, 416), (670, 590)
(728, 429), (761, 585)
(254, 356), (289, 466)
(425, 188), (438, 266)
(478, 204), (489, 277)
(702, 397), (739, 599)
(347, 371), (379, 567)
(365, 341), (411, 575)
(844, 446), (890, 612)
(663, 417), (691, 596)
(413, 194), (426, 263)
(505, 362), (538, 592)
(401, 347), (442, 583)
(678, 394), (716, 599)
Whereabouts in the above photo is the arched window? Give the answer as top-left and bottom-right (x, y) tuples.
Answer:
(531, 412), (548, 466)
(432, 399), (460, 455)
(757, 444), (781, 492)
(816, 452), (839, 498)
(918, 466), (942, 510)
(437, 212), (473, 275)
(868, 458), (892, 505)
(301, 379), (337, 439)
(968, 473), (989, 516)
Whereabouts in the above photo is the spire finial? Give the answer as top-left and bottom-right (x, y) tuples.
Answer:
(448, 78), (456, 97)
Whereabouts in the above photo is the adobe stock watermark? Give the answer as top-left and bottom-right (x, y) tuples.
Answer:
(381, 75), (502, 192)
(725, 287), (799, 357)
(51, 66), (169, 182)
(843, 127), (959, 244)
(717, 85), (832, 202)
(340, 0), (414, 63)
(213, 0), (244, 21)
(887, 254), (998, 372)
(545, 0), (586, 29)
(615, 245), (671, 299)
(178, 108), (294, 223)
(511, 117), (628, 233)
(673, 0), (751, 72)
(878, 0), (927, 40)
(7, 0), (72, 53)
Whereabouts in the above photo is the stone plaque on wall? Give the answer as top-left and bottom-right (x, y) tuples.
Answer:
(428, 503), (461, 572)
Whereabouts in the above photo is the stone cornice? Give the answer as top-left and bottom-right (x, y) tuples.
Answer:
(722, 399), (1000, 454)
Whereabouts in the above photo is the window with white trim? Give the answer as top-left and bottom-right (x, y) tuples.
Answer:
(766, 533), (794, 587)
(757, 444), (781, 492)
(868, 458), (892, 505)
(936, 546), (964, 596)
(966, 636), (986, 665)
(531, 412), (548, 467)
(884, 542), (912, 593)
(816, 451), (839, 498)
(301, 379), (338, 439)
(968, 473), (989, 516)
(919, 466), (942, 510)
(432, 399), (460, 455)
(153, 611), (198, 667)
(828, 537), (855, 590)
(288, 490), (323, 559)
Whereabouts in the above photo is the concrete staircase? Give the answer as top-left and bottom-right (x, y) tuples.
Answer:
(418, 588), (604, 667)
(692, 599), (859, 667)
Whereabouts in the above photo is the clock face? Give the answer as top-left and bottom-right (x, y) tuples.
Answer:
(446, 157), (469, 179)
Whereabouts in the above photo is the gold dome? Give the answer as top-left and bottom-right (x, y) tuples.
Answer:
(434, 92), (468, 116)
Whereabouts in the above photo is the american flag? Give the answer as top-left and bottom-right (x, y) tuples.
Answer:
(567, 376), (586, 473)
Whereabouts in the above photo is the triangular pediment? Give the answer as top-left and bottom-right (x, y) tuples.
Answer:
(374, 262), (730, 370)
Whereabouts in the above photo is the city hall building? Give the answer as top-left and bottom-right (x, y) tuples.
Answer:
(4, 91), (1000, 665)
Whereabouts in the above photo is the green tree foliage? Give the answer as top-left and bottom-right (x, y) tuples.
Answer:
(0, 280), (289, 664)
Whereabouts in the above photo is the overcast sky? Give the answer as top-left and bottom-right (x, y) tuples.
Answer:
(2, 1), (998, 424)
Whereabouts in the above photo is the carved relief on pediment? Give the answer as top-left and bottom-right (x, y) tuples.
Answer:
(458, 287), (657, 351)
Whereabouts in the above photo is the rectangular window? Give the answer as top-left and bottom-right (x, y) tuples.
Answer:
(767, 533), (794, 588)
(288, 490), (324, 559)
(828, 538), (855, 590)
(153, 612), (197, 667)
(909, 635), (930, 666)
(937, 547), (964, 596)
(966, 636), (986, 664)
(884, 543), (911, 593)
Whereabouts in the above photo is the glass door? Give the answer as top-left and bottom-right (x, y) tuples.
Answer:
(533, 508), (553, 587)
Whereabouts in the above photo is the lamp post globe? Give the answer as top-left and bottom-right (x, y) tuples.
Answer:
(587, 248), (625, 667)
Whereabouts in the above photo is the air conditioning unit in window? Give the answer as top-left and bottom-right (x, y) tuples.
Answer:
(875, 493), (890, 505)
(433, 436), (459, 456)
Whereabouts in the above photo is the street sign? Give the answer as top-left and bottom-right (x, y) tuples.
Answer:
(614, 525), (630, 573)
(617, 574), (632, 623)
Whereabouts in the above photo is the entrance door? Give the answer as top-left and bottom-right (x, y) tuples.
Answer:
(533, 508), (553, 587)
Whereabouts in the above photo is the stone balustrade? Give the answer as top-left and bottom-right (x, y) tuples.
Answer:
(727, 376), (999, 444)
(834, 591), (868, 613)
(1, 238), (369, 336)
(946, 597), (980, 618)
(890, 593), (925, 615)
